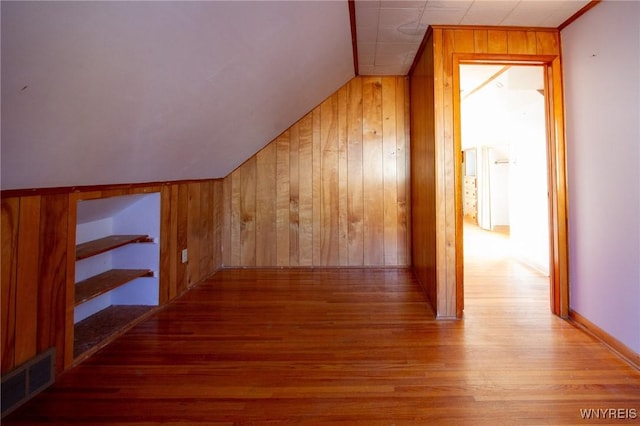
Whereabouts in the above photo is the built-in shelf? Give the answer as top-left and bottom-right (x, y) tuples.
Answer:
(76, 234), (153, 260)
(73, 305), (155, 358)
(73, 193), (160, 361)
(75, 269), (154, 306)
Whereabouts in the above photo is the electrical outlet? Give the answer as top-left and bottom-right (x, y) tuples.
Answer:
(181, 249), (188, 264)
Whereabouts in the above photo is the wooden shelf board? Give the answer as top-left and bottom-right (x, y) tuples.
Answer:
(76, 235), (153, 260)
(73, 305), (155, 359)
(75, 269), (154, 306)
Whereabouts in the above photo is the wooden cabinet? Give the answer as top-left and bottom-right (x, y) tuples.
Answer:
(463, 176), (477, 222)
(73, 194), (160, 360)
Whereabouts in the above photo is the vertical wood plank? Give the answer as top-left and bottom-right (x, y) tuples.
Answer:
(199, 181), (214, 278)
(159, 186), (172, 304)
(320, 96), (339, 266)
(382, 77), (399, 266)
(487, 30), (508, 54)
(256, 143), (276, 266)
(536, 31), (559, 55)
(1, 197), (19, 373)
(347, 78), (364, 266)
(507, 30), (537, 55)
(362, 76), (384, 266)
(230, 171), (241, 266)
(169, 185), (180, 300)
(396, 77), (410, 266)
(337, 85), (349, 266)
(454, 29), (475, 53)
(312, 108), (322, 265)
(15, 196), (41, 365)
(433, 28), (447, 313)
(240, 157), (257, 266)
(289, 123), (300, 267)
(442, 28), (458, 318)
(64, 194), (78, 369)
(221, 176), (232, 267)
(187, 183), (201, 286)
(212, 180), (224, 269)
(37, 194), (68, 374)
(298, 114), (314, 266)
(276, 132), (291, 267)
(473, 29), (488, 53)
(176, 184), (188, 294)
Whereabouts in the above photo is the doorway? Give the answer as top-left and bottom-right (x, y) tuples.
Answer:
(459, 64), (551, 312)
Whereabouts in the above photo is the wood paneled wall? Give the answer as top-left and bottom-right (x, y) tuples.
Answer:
(221, 76), (411, 267)
(409, 31), (437, 310)
(409, 26), (563, 318)
(1, 180), (223, 375)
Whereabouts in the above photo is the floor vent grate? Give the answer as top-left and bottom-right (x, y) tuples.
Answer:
(1, 348), (55, 419)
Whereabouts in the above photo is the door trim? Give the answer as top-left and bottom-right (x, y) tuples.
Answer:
(452, 53), (570, 318)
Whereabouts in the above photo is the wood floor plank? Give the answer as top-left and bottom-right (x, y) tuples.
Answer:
(5, 260), (639, 424)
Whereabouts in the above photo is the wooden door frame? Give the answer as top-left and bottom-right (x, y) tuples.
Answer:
(452, 53), (570, 318)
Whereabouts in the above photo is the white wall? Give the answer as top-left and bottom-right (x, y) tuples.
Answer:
(562, 0), (640, 354)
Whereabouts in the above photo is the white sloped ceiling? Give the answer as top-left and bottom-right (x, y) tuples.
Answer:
(1, 1), (354, 190)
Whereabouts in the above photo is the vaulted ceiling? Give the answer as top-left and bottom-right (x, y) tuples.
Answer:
(1, 0), (591, 190)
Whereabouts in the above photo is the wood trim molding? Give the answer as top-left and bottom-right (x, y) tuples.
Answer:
(1, 178), (222, 199)
(558, 0), (602, 31)
(429, 24), (560, 32)
(348, 0), (359, 76)
(569, 310), (640, 371)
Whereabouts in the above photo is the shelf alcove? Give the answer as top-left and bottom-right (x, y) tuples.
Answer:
(73, 193), (160, 359)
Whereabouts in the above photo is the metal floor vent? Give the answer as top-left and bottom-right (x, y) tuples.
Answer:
(1, 347), (56, 419)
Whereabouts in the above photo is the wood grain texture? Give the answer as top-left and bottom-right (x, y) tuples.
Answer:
(74, 269), (154, 306)
(396, 77), (411, 266)
(1, 198), (19, 373)
(15, 196), (41, 366)
(37, 194), (69, 374)
(199, 181), (215, 279)
(76, 235), (152, 260)
(320, 94), (339, 266)
(221, 177), (232, 267)
(222, 77), (410, 268)
(5, 267), (639, 424)
(289, 125), (300, 267)
(256, 142), (277, 266)
(176, 183), (189, 295)
(187, 182), (202, 287)
(298, 114), (314, 267)
(410, 32), (437, 309)
(382, 77), (398, 266)
(347, 78), (364, 266)
(159, 185), (172, 305)
(337, 85), (349, 266)
(362, 77), (384, 266)
(212, 180), (224, 270)
(240, 157), (257, 266)
(276, 132), (290, 266)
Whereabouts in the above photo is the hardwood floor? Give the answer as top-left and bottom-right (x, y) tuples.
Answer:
(5, 255), (639, 423)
